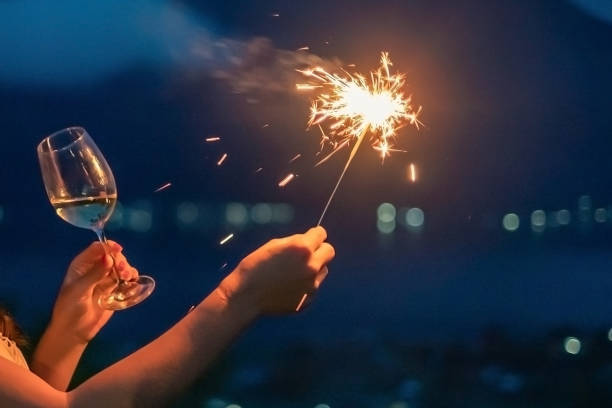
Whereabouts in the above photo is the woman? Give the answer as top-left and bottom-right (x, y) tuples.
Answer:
(0, 226), (334, 407)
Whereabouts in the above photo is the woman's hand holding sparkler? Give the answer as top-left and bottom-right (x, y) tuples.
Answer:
(217, 226), (335, 314)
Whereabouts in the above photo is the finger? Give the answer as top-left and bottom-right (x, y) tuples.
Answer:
(73, 254), (114, 292)
(302, 226), (327, 252)
(311, 242), (335, 269)
(106, 240), (123, 252)
(70, 242), (107, 272)
(314, 266), (329, 289)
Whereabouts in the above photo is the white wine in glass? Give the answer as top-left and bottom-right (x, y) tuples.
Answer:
(37, 127), (155, 310)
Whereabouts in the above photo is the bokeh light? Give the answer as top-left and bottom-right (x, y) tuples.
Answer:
(177, 201), (199, 226)
(564, 337), (581, 355)
(377, 203), (396, 223)
(405, 207), (424, 228)
(251, 203), (273, 224)
(502, 213), (520, 231)
(225, 203), (248, 226)
(556, 209), (571, 225)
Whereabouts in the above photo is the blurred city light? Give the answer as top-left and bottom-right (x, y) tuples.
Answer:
(594, 208), (607, 223)
(556, 209), (571, 226)
(127, 201), (153, 232)
(251, 203), (273, 224)
(377, 203), (396, 223)
(502, 213), (520, 231)
(377, 219), (396, 234)
(578, 195), (592, 211)
(176, 201), (199, 226)
(405, 207), (425, 228)
(225, 203), (248, 226)
(564, 337), (581, 355)
(608, 328), (612, 342)
(271, 203), (294, 224)
(531, 210), (546, 228)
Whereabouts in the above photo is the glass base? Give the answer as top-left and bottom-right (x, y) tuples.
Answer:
(98, 275), (155, 310)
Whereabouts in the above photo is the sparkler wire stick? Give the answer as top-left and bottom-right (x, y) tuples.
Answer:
(317, 125), (369, 226)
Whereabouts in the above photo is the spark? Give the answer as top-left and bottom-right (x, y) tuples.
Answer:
(187, 305), (196, 314)
(255, 167), (263, 173)
(278, 173), (296, 187)
(296, 84), (323, 91)
(271, 12), (280, 17)
(288, 153), (302, 163)
(205, 136), (220, 142)
(409, 163), (417, 182)
(314, 139), (349, 167)
(295, 293), (308, 311)
(296, 46), (310, 51)
(346, 63), (356, 67)
(219, 262), (229, 271)
(298, 51), (422, 224)
(262, 123), (270, 128)
(219, 233), (234, 245)
(154, 182), (172, 193)
(217, 153), (228, 166)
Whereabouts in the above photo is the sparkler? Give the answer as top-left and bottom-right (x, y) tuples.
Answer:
(297, 51), (422, 225)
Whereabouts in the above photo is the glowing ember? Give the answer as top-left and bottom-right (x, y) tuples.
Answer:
(219, 233), (234, 245)
(288, 153), (302, 163)
(217, 153), (228, 166)
(205, 136), (221, 142)
(255, 167), (263, 173)
(271, 12), (280, 17)
(154, 182), (172, 193)
(409, 163), (417, 182)
(296, 46), (310, 51)
(262, 123), (270, 128)
(278, 173), (296, 187)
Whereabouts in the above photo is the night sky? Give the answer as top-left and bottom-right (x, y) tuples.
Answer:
(1, 0), (612, 353)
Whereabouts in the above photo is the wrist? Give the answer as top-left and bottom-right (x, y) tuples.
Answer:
(214, 275), (261, 322)
(46, 316), (90, 347)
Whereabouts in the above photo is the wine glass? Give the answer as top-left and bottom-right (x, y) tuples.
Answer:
(37, 126), (155, 310)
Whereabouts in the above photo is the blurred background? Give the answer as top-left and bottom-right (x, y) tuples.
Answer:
(1, 0), (612, 406)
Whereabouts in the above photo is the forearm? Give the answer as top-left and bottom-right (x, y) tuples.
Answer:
(68, 287), (257, 407)
(31, 323), (87, 391)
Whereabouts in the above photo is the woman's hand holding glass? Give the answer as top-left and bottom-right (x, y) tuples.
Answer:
(50, 241), (137, 344)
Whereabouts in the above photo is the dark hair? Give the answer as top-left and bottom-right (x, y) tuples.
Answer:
(0, 307), (27, 347)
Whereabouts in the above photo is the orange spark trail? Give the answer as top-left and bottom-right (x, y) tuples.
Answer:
(154, 182), (172, 193)
(278, 173), (295, 187)
(217, 153), (228, 166)
(205, 136), (220, 142)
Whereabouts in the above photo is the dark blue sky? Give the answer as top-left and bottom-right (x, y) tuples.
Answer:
(1, 0), (612, 345)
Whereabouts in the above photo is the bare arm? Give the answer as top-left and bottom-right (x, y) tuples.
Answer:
(0, 227), (334, 407)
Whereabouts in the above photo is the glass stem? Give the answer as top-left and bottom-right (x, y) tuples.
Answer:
(94, 228), (123, 286)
